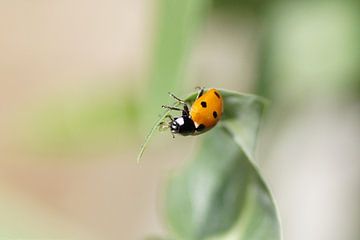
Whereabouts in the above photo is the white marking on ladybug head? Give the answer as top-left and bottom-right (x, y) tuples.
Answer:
(175, 117), (184, 126)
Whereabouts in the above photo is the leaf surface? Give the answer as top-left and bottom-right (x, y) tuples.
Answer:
(165, 90), (281, 240)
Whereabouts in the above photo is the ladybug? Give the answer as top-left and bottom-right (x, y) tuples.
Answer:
(161, 88), (223, 136)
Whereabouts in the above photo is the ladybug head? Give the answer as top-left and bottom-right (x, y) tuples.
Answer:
(170, 116), (196, 136)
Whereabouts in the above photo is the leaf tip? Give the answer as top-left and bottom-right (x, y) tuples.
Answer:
(136, 144), (145, 164)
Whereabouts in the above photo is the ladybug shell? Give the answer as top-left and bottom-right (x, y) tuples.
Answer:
(190, 88), (223, 131)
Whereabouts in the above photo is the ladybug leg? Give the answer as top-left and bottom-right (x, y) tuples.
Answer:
(164, 114), (175, 125)
(195, 87), (204, 99)
(162, 105), (183, 112)
(182, 104), (190, 117)
(164, 104), (189, 116)
(164, 114), (174, 121)
(168, 92), (186, 104)
(162, 105), (189, 117)
(168, 92), (191, 116)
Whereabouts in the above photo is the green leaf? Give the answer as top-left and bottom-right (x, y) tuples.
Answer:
(164, 90), (281, 240)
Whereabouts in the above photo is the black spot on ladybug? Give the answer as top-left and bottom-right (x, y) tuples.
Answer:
(197, 124), (205, 131)
(213, 111), (218, 118)
(214, 91), (220, 98)
(201, 101), (207, 108)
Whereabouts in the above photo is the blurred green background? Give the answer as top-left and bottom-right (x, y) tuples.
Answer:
(0, 0), (359, 239)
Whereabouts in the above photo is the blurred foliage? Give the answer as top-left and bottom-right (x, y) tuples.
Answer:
(257, 0), (360, 100)
(147, 90), (281, 240)
(146, 0), (212, 118)
(0, 185), (89, 239)
(21, 86), (140, 156)
(213, 0), (269, 15)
